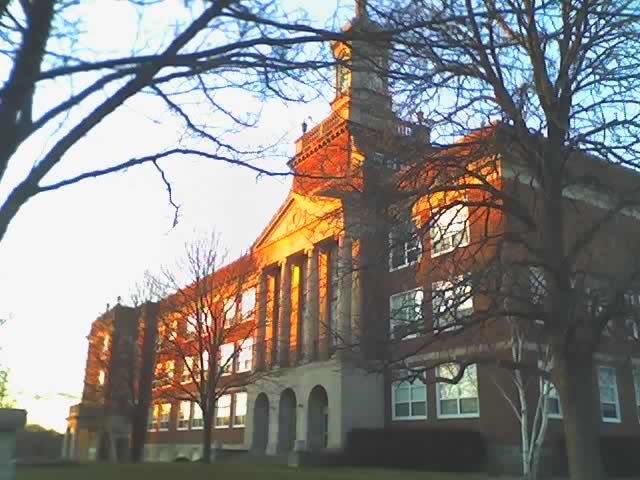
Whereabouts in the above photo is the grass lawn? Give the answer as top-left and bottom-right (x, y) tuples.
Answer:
(17, 463), (486, 480)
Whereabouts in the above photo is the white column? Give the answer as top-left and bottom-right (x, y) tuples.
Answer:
(351, 239), (363, 353)
(278, 259), (292, 367)
(303, 247), (319, 362)
(255, 271), (267, 370)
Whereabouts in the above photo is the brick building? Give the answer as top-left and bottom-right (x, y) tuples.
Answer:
(64, 2), (640, 472)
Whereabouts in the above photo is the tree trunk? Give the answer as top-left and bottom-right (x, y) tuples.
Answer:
(201, 414), (213, 464)
(556, 355), (605, 480)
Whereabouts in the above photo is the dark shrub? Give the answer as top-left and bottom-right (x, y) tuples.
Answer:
(173, 457), (190, 463)
(345, 428), (486, 472)
(552, 436), (640, 477)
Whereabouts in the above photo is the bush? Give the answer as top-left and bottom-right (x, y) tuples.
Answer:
(552, 436), (640, 477)
(345, 428), (486, 472)
(173, 457), (190, 463)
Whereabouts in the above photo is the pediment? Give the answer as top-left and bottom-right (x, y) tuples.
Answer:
(253, 192), (341, 249)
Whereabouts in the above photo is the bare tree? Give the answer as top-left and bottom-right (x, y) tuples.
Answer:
(150, 232), (265, 464)
(323, 1), (640, 478)
(0, 0), (345, 243)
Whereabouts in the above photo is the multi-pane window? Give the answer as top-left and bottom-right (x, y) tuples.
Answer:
(102, 334), (110, 353)
(625, 293), (640, 339)
(220, 343), (235, 376)
(437, 364), (480, 418)
(432, 277), (473, 331)
(159, 403), (171, 431)
(233, 392), (248, 427)
(191, 402), (204, 429)
(391, 371), (427, 420)
(598, 366), (621, 422)
(431, 205), (469, 257)
(224, 298), (237, 327)
(236, 338), (253, 373)
(215, 394), (231, 428)
(148, 404), (159, 431)
(182, 357), (194, 384)
(389, 219), (422, 271)
(633, 367), (640, 420)
(389, 288), (424, 339)
(529, 267), (546, 305)
(241, 288), (256, 321)
(98, 369), (105, 386)
(177, 401), (191, 430)
(543, 381), (562, 418)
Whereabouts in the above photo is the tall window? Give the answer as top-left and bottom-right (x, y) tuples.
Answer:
(98, 369), (105, 386)
(215, 394), (231, 428)
(191, 402), (204, 430)
(543, 381), (562, 418)
(625, 292), (640, 339)
(389, 289), (424, 339)
(102, 334), (110, 353)
(241, 288), (256, 321)
(220, 343), (235, 376)
(233, 392), (248, 427)
(236, 338), (253, 373)
(389, 219), (422, 271)
(633, 367), (640, 420)
(181, 357), (194, 384)
(431, 205), (469, 257)
(432, 276), (473, 331)
(598, 366), (621, 422)
(391, 371), (427, 420)
(224, 298), (237, 327)
(177, 401), (191, 430)
(437, 364), (480, 418)
(159, 403), (171, 431)
(185, 317), (198, 337)
(148, 404), (159, 431)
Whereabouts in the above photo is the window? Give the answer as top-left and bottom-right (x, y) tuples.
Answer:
(102, 334), (110, 353)
(148, 404), (159, 431)
(185, 318), (198, 336)
(215, 394), (231, 428)
(431, 205), (469, 257)
(432, 277), (473, 331)
(389, 289), (424, 339)
(224, 299), (237, 327)
(98, 369), (105, 386)
(391, 371), (427, 420)
(220, 343), (235, 376)
(633, 367), (640, 420)
(598, 366), (621, 422)
(336, 53), (351, 95)
(389, 219), (421, 271)
(233, 392), (248, 427)
(177, 401), (191, 430)
(241, 288), (256, 321)
(236, 338), (253, 373)
(191, 402), (204, 430)
(529, 267), (546, 305)
(159, 403), (171, 431)
(625, 293), (640, 339)
(543, 381), (562, 418)
(166, 360), (175, 381)
(437, 364), (480, 418)
(182, 357), (194, 384)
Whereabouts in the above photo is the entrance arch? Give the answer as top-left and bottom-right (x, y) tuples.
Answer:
(277, 388), (297, 453)
(307, 385), (329, 451)
(252, 393), (270, 452)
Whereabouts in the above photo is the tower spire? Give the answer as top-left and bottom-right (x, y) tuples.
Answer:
(355, 0), (368, 18)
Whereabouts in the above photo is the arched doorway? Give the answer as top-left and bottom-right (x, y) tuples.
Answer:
(307, 385), (329, 451)
(277, 388), (297, 453)
(252, 393), (270, 452)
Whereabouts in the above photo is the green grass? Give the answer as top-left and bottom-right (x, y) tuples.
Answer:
(17, 463), (485, 480)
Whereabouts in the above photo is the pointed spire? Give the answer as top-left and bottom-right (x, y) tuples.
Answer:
(356, 0), (368, 18)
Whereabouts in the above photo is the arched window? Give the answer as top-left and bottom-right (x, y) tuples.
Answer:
(336, 54), (351, 96)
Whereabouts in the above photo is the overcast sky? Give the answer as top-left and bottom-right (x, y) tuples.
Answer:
(0, 0), (354, 432)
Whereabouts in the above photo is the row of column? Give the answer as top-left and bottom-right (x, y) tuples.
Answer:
(255, 234), (362, 369)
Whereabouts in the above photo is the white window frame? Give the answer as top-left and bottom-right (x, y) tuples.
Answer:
(224, 298), (238, 328)
(625, 293), (640, 339)
(391, 372), (427, 421)
(432, 276), (474, 332)
(430, 205), (470, 258)
(98, 369), (105, 386)
(158, 403), (171, 431)
(598, 366), (621, 423)
(389, 218), (422, 272)
(544, 381), (563, 419)
(215, 394), (232, 429)
(181, 356), (194, 384)
(436, 364), (480, 419)
(389, 288), (424, 340)
(233, 392), (248, 427)
(147, 404), (159, 431)
(191, 402), (204, 430)
(177, 401), (191, 430)
(633, 367), (640, 422)
(241, 288), (256, 322)
(236, 338), (253, 373)
(220, 343), (235, 376)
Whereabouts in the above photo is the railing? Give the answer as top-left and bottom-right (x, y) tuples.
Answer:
(295, 111), (346, 154)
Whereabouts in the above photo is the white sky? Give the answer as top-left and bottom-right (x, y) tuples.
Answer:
(0, 0), (353, 432)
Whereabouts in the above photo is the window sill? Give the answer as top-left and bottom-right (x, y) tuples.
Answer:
(215, 424), (231, 429)
(191, 425), (204, 430)
(233, 424), (246, 428)
(176, 426), (189, 431)
(431, 241), (469, 259)
(389, 259), (420, 273)
(602, 417), (621, 424)
(547, 414), (563, 420)
(437, 413), (480, 419)
(392, 416), (427, 421)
